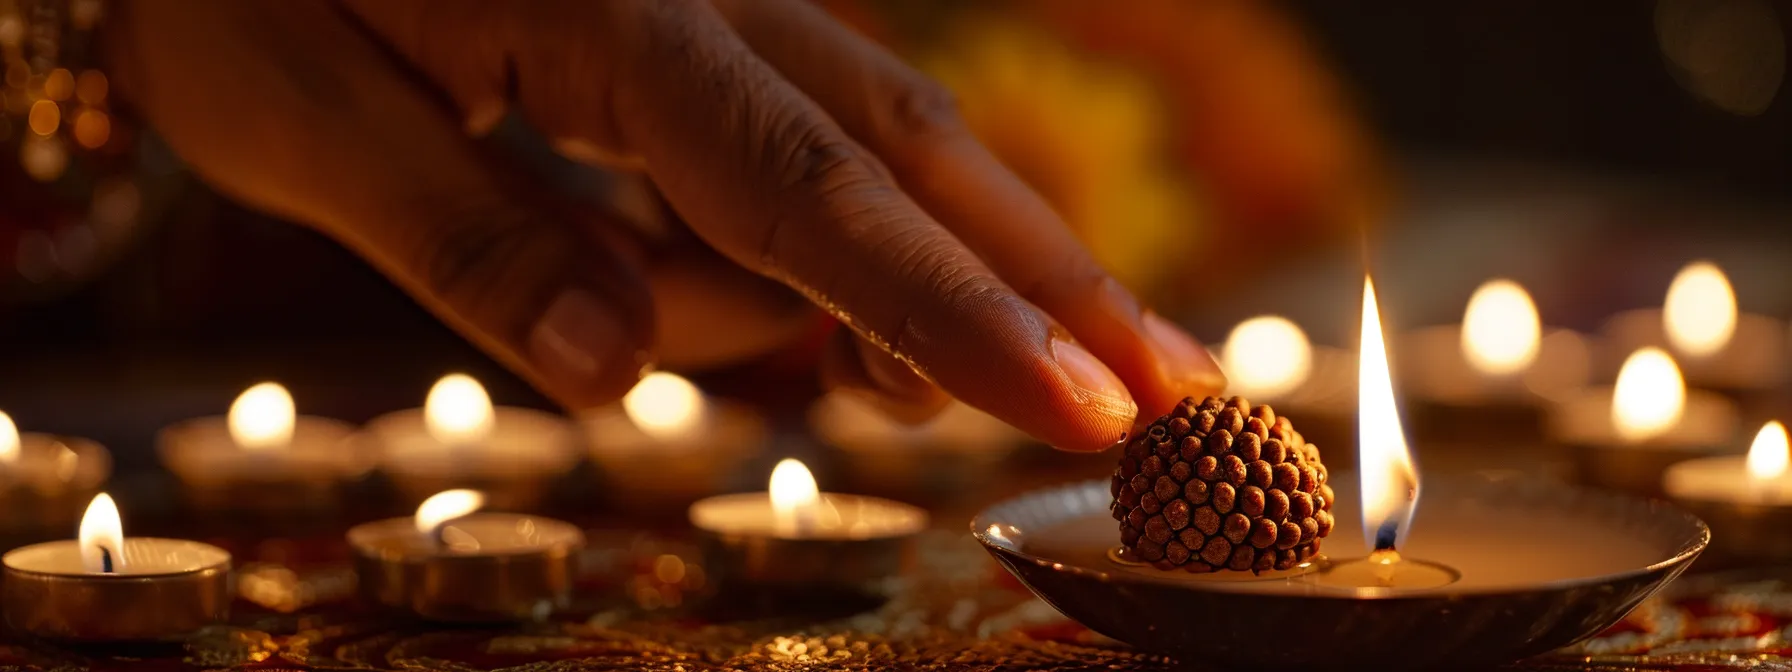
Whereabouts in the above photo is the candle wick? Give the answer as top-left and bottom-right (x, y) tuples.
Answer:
(100, 546), (113, 574)
(1373, 519), (1400, 552)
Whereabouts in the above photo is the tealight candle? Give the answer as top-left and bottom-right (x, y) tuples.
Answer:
(583, 372), (767, 511)
(364, 374), (581, 510)
(1218, 315), (1355, 458)
(1552, 347), (1741, 497)
(347, 489), (584, 622)
(688, 459), (927, 599)
(157, 382), (367, 516)
(810, 392), (1027, 502)
(1664, 421), (1792, 564)
(2, 494), (231, 641)
(1602, 260), (1785, 394)
(0, 410), (111, 537)
(1399, 280), (1592, 447)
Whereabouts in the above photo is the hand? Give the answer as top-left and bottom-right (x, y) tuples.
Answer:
(105, 0), (1226, 451)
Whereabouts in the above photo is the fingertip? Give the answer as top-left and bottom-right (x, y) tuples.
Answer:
(527, 288), (655, 410)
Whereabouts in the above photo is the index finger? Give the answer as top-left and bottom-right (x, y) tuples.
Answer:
(604, 1), (1138, 449)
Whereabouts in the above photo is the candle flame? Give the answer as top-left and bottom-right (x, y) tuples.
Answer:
(1358, 277), (1418, 551)
(1461, 279), (1541, 376)
(1221, 316), (1313, 399)
(228, 382), (296, 451)
(414, 489), (484, 535)
(0, 410), (17, 465)
(424, 374), (494, 444)
(1747, 421), (1789, 481)
(1663, 261), (1737, 358)
(622, 372), (707, 440)
(1612, 347), (1685, 442)
(78, 493), (123, 573)
(769, 458), (820, 514)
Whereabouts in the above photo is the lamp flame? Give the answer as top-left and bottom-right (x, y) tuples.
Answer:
(78, 493), (123, 573)
(1221, 316), (1313, 399)
(425, 374), (494, 444)
(414, 489), (484, 535)
(228, 382), (296, 451)
(1359, 277), (1418, 551)
(1663, 261), (1737, 358)
(769, 458), (820, 537)
(1612, 347), (1685, 442)
(0, 410), (17, 465)
(1747, 421), (1789, 481)
(1461, 279), (1541, 376)
(622, 372), (708, 440)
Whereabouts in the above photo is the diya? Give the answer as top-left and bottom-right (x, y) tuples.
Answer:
(1216, 315), (1354, 457)
(2, 494), (232, 642)
(1601, 260), (1785, 397)
(1664, 420), (1792, 566)
(0, 410), (110, 536)
(364, 374), (581, 510)
(689, 458), (927, 609)
(1398, 279), (1592, 446)
(584, 372), (767, 512)
(1552, 346), (1740, 497)
(974, 277), (1706, 670)
(157, 382), (368, 517)
(348, 489), (584, 622)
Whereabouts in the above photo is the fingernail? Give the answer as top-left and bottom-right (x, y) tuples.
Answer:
(1143, 312), (1227, 390)
(529, 289), (634, 391)
(1051, 337), (1136, 413)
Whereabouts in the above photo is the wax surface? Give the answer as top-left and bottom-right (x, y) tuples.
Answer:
(1665, 455), (1792, 504)
(348, 513), (582, 557)
(158, 416), (365, 477)
(3, 538), (229, 576)
(1025, 476), (1674, 592)
(365, 408), (578, 476)
(1550, 385), (1739, 448)
(689, 492), (927, 540)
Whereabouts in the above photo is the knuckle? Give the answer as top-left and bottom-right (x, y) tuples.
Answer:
(883, 76), (966, 144)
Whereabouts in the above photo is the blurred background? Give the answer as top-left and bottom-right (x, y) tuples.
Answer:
(2, 0), (1791, 485)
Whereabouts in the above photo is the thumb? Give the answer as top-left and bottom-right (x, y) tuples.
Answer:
(107, 0), (655, 408)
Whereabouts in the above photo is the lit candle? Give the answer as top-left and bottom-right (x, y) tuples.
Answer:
(157, 382), (365, 516)
(1398, 280), (1591, 447)
(1551, 346), (1740, 496)
(688, 458), (927, 596)
(0, 408), (110, 534)
(363, 374), (580, 510)
(1663, 421), (1792, 564)
(1218, 316), (1355, 459)
(1, 493), (230, 641)
(347, 488), (584, 621)
(583, 372), (767, 511)
(1602, 260), (1785, 392)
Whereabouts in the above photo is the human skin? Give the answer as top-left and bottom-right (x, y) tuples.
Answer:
(104, 0), (1229, 451)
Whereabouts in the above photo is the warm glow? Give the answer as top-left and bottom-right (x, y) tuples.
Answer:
(0, 410), (17, 465)
(1746, 421), (1789, 481)
(424, 374), (494, 444)
(622, 372), (707, 440)
(1461, 279), (1541, 376)
(414, 489), (484, 535)
(1358, 278), (1419, 551)
(227, 382), (295, 451)
(78, 493), (123, 573)
(1221, 316), (1312, 399)
(769, 458), (821, 513)
(1663, 261), (1737, 358)
(1612, 347), (1686, 442)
